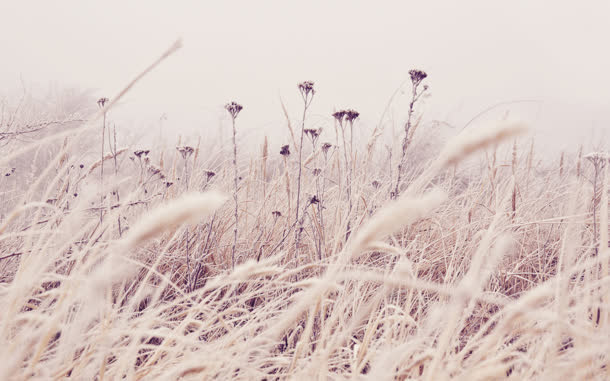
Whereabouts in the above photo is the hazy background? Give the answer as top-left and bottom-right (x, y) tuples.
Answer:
(1, 0), (609, 152)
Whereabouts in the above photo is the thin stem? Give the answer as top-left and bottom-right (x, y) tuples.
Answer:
(231, 116), (238, 270)
(100, 111), (106, 223)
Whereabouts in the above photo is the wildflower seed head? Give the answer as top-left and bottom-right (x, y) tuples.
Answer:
(313, 168), (322, 176)
(134, 149), (150, 158)
(322, 142), (333, 154)
(272, 210), (282, 218)
(304, 128), (321, 146)
(372, 180), (381, 189)
(205, 170), (216, 181)
(225, 101), (243, 120)
(584, 152), (609, 168)
(280, 144), (291, 156)
(165, 181), (174, 188)
(332, 110), (347, 124)
(304, 128), (320, 139)
(97, 97), (109, 108)
(409, 69), (428, 87)
(148, 164), (165, 179)
(176, 145), (195, 160)
(310, 195), (320, 204)
(298, 81), (315, 98)
(345, 109), (360, 123)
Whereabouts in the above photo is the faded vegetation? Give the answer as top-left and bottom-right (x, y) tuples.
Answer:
(1, 42), (609, 380)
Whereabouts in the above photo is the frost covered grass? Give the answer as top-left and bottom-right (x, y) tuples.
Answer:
(1, 45), (609, 380)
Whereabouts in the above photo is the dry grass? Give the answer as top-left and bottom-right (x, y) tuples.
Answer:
(1, 50), (609, 380)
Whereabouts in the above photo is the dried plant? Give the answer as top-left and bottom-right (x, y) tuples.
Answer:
(294, 81), (315, 259)
(226, 101), (243, 269)
(393, 69), (429, 198)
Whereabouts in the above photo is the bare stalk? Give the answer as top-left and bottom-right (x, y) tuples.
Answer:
(97, 97), (109, 223)
(225, 102), (243, 270)
(294, 81), (315, 259)
(393, 69), (428, 198)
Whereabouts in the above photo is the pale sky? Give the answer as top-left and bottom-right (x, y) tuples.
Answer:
(1, 0), (609, 151)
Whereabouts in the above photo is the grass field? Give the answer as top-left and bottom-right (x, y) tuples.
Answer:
(1, 46), (609, 380)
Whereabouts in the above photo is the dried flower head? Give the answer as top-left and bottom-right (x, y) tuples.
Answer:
(280, 145), (291, 156)
(165, 181), (174, 188)
(272, 210), (282, 218)
(332, 110), (347, 124)
(584, 152), (609, 169)
(312, 168), (322, 176)
(309, 195), (320, 204)
(298, 81), (315, 98)
(372, 180), (381, 189)
(134, 149), (150, 158)
(148, 164), (165, 179)
(176, 145), (195, 160)
(225, 102), (243, 119)
(97, 97), (109, 108)
(205, 170), (216, 181)
(409, 69), (428, 87)
(304, 128), (321, 146)
(345, 109), (360, 123)
(304, 128), (320, 139)
(321, 142), (333, 154)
